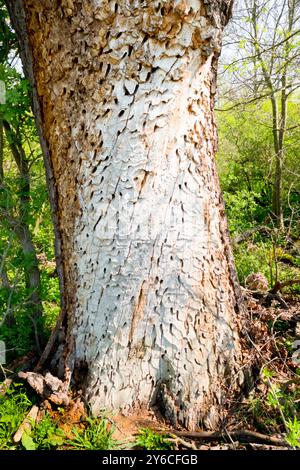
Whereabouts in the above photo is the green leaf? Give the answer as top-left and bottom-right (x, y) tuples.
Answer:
(21, 432), (37, 450)
(47, 433), (64, 446)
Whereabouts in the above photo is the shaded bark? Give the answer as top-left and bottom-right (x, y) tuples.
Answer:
(8, 0), (244, 430)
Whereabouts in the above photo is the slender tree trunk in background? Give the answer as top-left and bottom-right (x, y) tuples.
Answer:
(0, 259), (10, 289)
(0, 119), (11, 290)
(273, 137), (284, 230)
(249, 0), (259, 96)
(253, 43), (284, 228)
(7, 0), (245, 430)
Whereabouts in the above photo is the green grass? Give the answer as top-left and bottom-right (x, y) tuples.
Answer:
(0, 383), (32, 449)
(286, 418), (300, 448)
(67, 416), (118, 450)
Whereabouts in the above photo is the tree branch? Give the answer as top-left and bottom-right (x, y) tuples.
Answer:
(271, 279), (300, 294)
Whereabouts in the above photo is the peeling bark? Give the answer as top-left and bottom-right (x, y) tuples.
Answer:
(8, 0), (244, 430)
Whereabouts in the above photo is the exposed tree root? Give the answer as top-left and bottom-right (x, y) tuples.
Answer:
(232, 226), (271, 245)
(167, 436), (197, 450)
(246, 289), (289, 310)
(171, 429), (288, 447)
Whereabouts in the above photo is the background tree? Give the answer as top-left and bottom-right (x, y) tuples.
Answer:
(218, 0), (300, 228)
(0, 0), (58, 357)
(0, 0), (299, 450)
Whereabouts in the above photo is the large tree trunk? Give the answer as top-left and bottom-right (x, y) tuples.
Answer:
(7, 0), (244, 430)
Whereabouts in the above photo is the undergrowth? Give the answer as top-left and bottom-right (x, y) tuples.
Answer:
(67, 416), (117, 450)
(135, 428), (173, 450)
(0, 385), (118, 450)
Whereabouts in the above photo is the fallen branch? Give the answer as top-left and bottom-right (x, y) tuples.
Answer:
(0, 378), (13, 396)
(171, 429), (288, 447)
(0, 357), (36, 396)
(13, 405), (39, 443)
(232, 226), (271, 245)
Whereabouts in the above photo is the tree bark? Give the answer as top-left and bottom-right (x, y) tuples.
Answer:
(7, 0), (244, 430)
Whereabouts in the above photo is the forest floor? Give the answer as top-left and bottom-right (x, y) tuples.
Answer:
(113, 291), (300, 450)
(1, 291), (300, 450)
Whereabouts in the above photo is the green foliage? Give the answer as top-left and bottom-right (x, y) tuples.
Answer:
(268, 319), (290, 334)
(0, 310), (36, 359)
(223, 190), (265, 234)
(0, 1), (17, 63)
(233, 242), (272, 286)
(68, 416), (117, 450)
(217, 99), (300, 234)
(40, 273), (60, 333)
(0, 64), (32, 128)
(0, 384), (32, 449)
(261, 367), (275, 380)
(233, 238), (300, 291)
(286, 418), (300, 449)
(0, 48), (58, 360)
(246, 368), (300, 447)
(21, 413), (65, 450)
(135, 428), (172, 450)
(216, 101), (300, 291)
